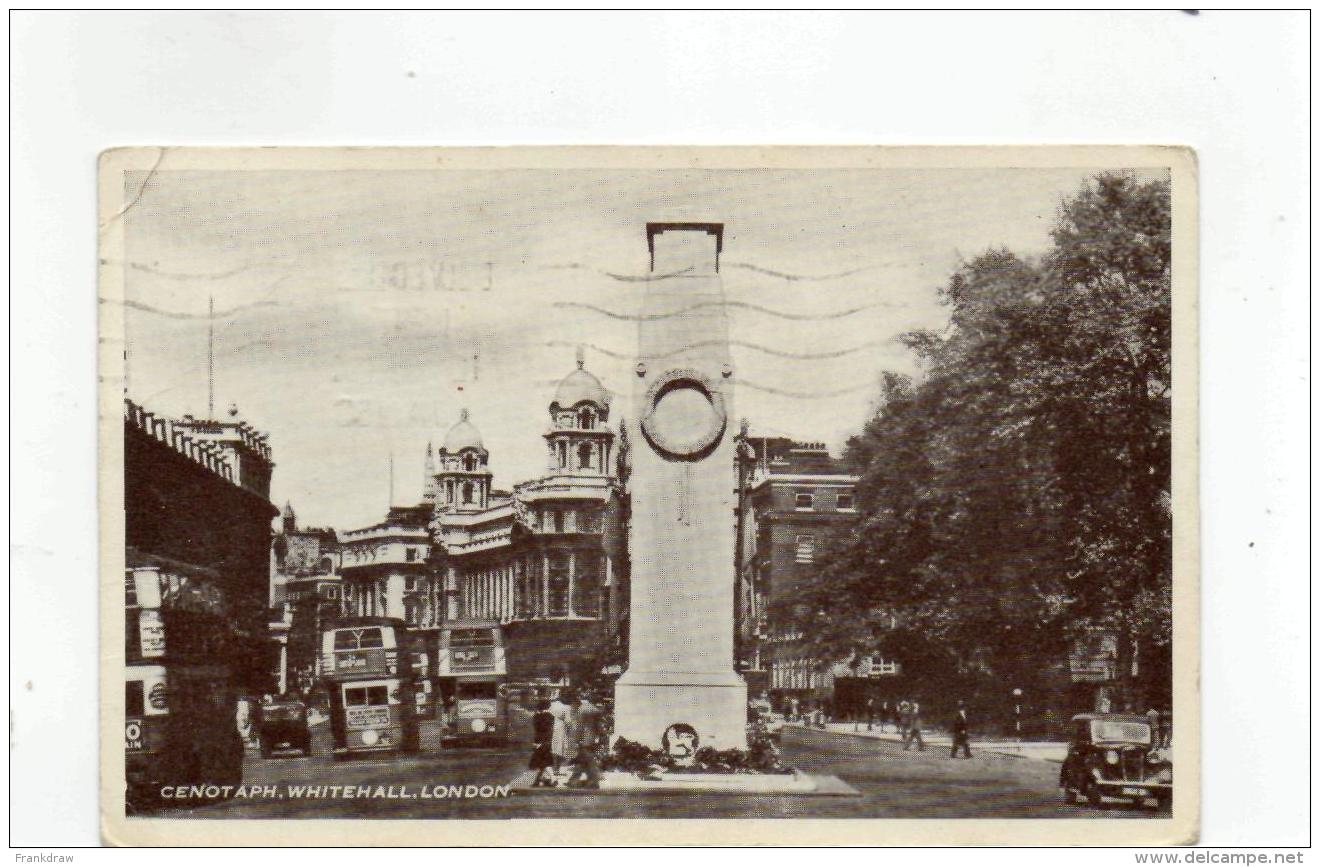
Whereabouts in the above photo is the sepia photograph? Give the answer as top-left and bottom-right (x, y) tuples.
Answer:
(97, 146), (1197, 845)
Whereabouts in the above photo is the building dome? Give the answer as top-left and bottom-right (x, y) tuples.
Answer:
(552, 351), (609, 411)
(443, 408), (484, 453)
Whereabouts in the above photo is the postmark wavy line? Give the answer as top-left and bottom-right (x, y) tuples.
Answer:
(723, 261), (875, 281)
(553, 300), (885, 322)
(107, 298), (281, 320)
(549, 339), (892, 361)
(738, 379), (877, 398)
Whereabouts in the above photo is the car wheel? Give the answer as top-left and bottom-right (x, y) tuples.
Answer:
(1157, 792), (1172, 813)
(1063, 786), (1078, 805)
(1084, 779), (1104, 808)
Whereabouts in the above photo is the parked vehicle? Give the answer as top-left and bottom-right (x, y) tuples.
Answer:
(1060, 713), (1171, 810)
(257, 698), (312, 758)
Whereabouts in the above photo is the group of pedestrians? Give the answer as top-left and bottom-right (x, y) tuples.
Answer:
(528, 689), (605, 789)
(851, 698), (974, 758)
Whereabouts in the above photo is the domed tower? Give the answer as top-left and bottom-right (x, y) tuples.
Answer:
(545, 348), (615, 477)
(433, 409), (492, 513)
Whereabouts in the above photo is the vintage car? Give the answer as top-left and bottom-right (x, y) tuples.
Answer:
(257, 698), (313, 758)
(1059, 713), (1171, 810)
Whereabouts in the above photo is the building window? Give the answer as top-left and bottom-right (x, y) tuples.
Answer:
(547, 552), (571, 616)
(795, 534), (815, 564)
(553, 511), (565, 534)
(324, 587), (339, 600)
(578, 408), (595, 429)
(836, 493), (855, 511)
(557, 441), (568, 469)
(578, 442), (594, 470)
(462, 482), (474, 504)
(869, 658), (901, 676)
(124, 572), (138, 608)
(795, 492), (814, 510)
(575, 551), (602, 618)
(463, 454), (477, 472)
(406, 547), (418, 562)
(578, 509), (602, 533)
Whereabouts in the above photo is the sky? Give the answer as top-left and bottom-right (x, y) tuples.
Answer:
(118, 165), (1135, 530)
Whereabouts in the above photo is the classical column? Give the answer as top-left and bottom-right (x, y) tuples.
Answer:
(567, 549), (576, 617)
(542, 551), (550, 615)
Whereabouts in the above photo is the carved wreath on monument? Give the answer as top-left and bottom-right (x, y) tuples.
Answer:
(639, 369), (728, 461)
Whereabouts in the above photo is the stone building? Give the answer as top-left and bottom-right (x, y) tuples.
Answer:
(734, 435), (876, 711)
(329, 351), (630, 688)
(124, 399), (278, 695)
(269, 503), (342, 693)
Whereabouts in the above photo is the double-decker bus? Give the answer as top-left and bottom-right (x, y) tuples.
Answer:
(125, 567), (245, 812)
(436, 620), (508, 746)
(320, 617), (421, 759)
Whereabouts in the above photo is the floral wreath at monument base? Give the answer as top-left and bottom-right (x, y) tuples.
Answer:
(602, 729), (792, 778)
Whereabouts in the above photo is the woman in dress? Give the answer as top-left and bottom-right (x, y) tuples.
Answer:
(528, 699), (556, 787)
(548, 692), (573, 777)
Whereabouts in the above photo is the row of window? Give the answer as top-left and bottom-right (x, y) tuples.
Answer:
(551, 439), (607, 472)
(794, 492), (854, 511)
(538, 508), (603, 534)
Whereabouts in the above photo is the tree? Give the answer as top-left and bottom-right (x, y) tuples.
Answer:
(775, 172), (1172, 712)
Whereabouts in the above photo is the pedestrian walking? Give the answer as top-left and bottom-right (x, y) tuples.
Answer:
(950, 701), (972, 758)
(898, 700), (912, 740)
(528, 700), (556, 787)
(903, 701), (925, 751)
(566, 693), (603, 789)
(549, 692), (573, 777)
(1145, 707), (1161, 745)
(235, 696), (253, 746)
(788, 696), (800, 723)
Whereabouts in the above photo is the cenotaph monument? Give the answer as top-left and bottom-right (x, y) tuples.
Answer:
(612, 222), (749, 752)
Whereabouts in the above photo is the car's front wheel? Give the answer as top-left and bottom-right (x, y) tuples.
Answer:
(1084, 779), (1104, 808)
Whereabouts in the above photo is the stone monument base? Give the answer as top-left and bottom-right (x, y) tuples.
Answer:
(509, 770), (861, 797)
(612, 669), (749, 752)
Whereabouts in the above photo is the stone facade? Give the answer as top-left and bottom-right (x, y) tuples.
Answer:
(324, 355), (630, 687)
(735, 436), (871, 709)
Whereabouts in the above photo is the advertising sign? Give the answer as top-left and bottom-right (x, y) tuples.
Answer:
(138, 609), (165, 658)
(451, 646), (494, 671)
(333, 649), (385, 674)
(124, 720), (144, 751)
(346, 706), (391, 729)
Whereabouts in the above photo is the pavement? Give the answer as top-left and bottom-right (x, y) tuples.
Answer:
(791, 722), (1070, 763)
(147, 719), (1166, 820)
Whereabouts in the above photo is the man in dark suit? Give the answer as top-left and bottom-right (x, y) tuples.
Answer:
(950, 700), (972, 758)
(565, 692), (603, 789)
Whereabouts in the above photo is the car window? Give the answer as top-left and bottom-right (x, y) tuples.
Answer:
(1092, 720), (1151, 743)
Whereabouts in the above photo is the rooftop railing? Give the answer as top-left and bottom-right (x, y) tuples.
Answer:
(125, 398), (235, 483)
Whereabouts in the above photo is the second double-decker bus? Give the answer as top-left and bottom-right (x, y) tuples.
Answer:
(436, 620), (508, 746)
(320, 617), (421, 759)
(125, 566), (245, 813)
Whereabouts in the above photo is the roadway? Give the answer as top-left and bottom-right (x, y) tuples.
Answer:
(151, 721), (1169, 820)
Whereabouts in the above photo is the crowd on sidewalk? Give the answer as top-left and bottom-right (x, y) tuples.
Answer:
(527, 689), (608, 789)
